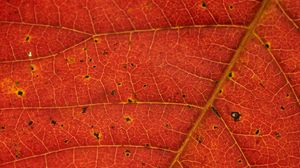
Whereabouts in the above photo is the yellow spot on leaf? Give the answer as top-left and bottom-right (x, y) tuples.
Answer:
(66, 57), (76, 64)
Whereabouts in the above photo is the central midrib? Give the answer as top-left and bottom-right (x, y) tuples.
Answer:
(168, 0), (272, 167)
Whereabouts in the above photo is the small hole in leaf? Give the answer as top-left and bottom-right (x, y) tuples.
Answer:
(237, 159), (242, 164)
(64, 139), (69, 144)
(93, 131), (101, 140)
(92, 65), (97, 68)
(231, 112), (241, 121)
(16, 90), (24, 97)
(124, 149), (131, 157)
(51, 120), (57, 126)
(60, 124), (64, 128)
(124, 115), (133, 124)
(93, 37), (99, 43)
(218, 89), (223, 94)
(255, 129), (260, 135)
(29, 64), (36, 71)
(201, 1), (207, 8)
(228, 4), (233, 10)
(84, 75), (90, 79)
(117, 82), (122, 86)
(143, 84), (147, 88)
(25, 35), (31, 42)
(264, 42), (271, 49)
(228, 72), (234, 78)
(213, 125), (218, 129)
(127, 98), (136, 104)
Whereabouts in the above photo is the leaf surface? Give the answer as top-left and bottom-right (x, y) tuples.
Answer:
(0, 0), (299, 167)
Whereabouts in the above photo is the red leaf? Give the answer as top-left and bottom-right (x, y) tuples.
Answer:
(0, 0), (299, 167)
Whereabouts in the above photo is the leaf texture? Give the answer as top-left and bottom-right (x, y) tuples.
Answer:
(0, 0), (299, 167)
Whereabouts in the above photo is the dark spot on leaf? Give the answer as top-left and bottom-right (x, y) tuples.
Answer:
(231, 112), (241, 121)
(195, 135), (204, 144)
(83, 47), (87, 51)
(17, 90), (24, 97)
(60, 124), (64, 128)
(124, 149), (131, 157)
(51, 120), (57, 126)
(143, 84), (147, 88)
(182, 94), (186, 98)
(164, 123), (171, 129)
(237, 159), (242, 164)
(218, 89), (223, 94)
(28, 120), (33, 126)
(274, 132), (281, 139)
(88, 58), (93, 62)
(213, 125), (218, 129)
(82, 106), (88, 113)
(228, 72), (234, 78)
(80, 59), (84, 63)
(25, 35), (31, 42)
(286, 93), (290, 98)
(201, 1), (207, 8)
(101, 49), (109, 55)
(1, 126), (5, 130)
(264, 42), (270, 49)
(144, 143), (150, 148)
(92, 65), (96, 68)
(84, 75), (90, 79)
(124, 115), (133, 124)
(127, 98), (136, 104)
(110, 125), (115, 129)
(93, 131), (101, 140)
(229, 4), (233, 10)
(117, 82), (122, 86)
(111, 90), (116, 96)
(280, 106), (285, 110)
(255, 129), (260, 135)
(64, 139), (69, 144)
(187, 105), (192, 108)
(141, 162), (146, 166)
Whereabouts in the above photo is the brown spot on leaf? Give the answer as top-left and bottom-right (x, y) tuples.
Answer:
(255, 129), (261, 135)
(93, 131), (102, 140)
(274, 132), (281, 139)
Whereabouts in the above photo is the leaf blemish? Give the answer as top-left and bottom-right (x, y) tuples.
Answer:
(93, 131), (101, 140)
(25, 35), (31, 42)
(82, 106), (88, 113)
(50, 120), (57, 126)
(264, 42), (271, 49)
(228, 71), (234, 79)
(124, 149), (131, 157)
(16, 90), (24, 97)
(28, 120), (33, 127)
(201, 1), (207, 8)
(255, 129), (261, 135)
(124, 115), (133, 124)
(231, 111), (241, 121)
